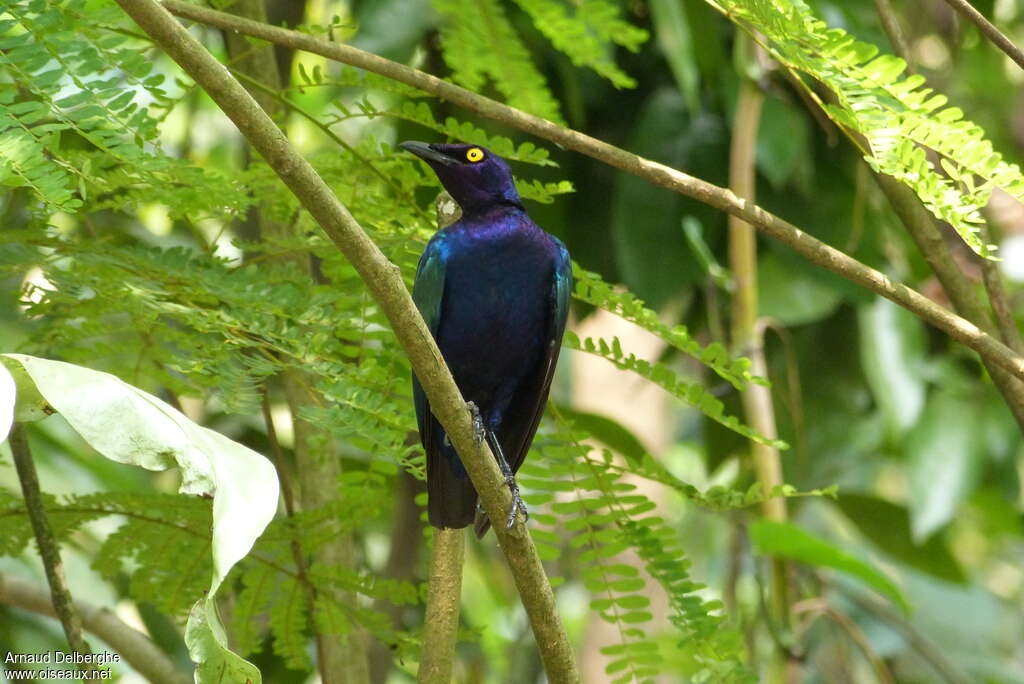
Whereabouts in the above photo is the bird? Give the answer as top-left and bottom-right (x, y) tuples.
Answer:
(401, 141), (572, 536)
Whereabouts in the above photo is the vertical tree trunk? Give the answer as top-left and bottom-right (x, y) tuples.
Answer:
(223, 2), (369, 682)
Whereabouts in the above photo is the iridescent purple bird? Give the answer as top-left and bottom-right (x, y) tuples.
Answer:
(401, 141), (571, 536)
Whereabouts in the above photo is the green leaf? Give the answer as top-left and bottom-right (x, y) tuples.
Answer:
(750, 519), (909, 613)
(2, 354), (278, 682)
(610, 88), (712, 308)
(858, 297), (926, 436)
(512, 0), (647, 88)
(0, 356), (53, 422)
(432, 0), (563, 122)
(906, 391), (984, 542)
(756, 97), (810, 190)
(572, 265), (757, 388)
(834, 494), (967, 584)
(185, 599), (262, 684)
(650, 0), (700, 111)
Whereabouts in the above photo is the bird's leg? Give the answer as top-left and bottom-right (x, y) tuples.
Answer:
(484, 428), (528, 529)
(466, 401), (486, 444)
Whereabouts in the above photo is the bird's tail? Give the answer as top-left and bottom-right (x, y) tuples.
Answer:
(427, 444), (478, 529)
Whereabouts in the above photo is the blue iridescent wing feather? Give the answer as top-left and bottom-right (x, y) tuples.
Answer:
(473, 238), (571, 536)
(412, 233), (481, 528)
(411, 233), (446, 453)
(502, 238), (572, 474)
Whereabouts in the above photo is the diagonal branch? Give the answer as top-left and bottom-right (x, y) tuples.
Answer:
(940, 0), (1024, 72)
(159, 0), (1024, 385)
(111, 1), (579, 681)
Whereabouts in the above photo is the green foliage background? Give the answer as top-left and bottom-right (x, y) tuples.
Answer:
(0, 0), (1023, 682)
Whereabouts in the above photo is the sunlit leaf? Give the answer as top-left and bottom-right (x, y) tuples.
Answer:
(858, 297), (926, 436)
(907, 391), (984, 542)
(2, 354), (278, 682)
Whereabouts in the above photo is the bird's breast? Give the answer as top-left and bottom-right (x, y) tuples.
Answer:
(436, 227), (554, 399)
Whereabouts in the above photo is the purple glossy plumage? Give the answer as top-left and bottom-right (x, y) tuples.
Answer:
(403, 142), (572, 533)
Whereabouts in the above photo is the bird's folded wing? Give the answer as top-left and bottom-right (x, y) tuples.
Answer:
(411, 235), (447, 466)
(500, 240), (573, 476)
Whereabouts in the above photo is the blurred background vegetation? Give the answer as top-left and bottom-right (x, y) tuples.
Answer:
(1, 0), (1023, 682)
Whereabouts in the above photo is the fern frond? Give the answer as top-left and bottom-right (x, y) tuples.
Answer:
(517, 178), (575, 203)
(86, 493), (214, 618)
(0, 0), (244, 219)
(525, 436), (662, 682)
(431, 0), (564, 122)
(232, 561), (278, 658)
(268, 576), (311, 670)
(511, 0), (648, 88)
(523, 425), (755, 681)
(0, 489), (107, 556)
(575, 448), (836, 511)
(619, 520), (753, 682)
(711, 0), (1023, 257)
(573, 266), (758, 389)
(564, 331), (785, 447)
(0, 491), (214, 617)
(308, 565), (418, 606)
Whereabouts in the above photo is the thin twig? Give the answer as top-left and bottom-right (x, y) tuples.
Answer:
(978, 223), (1024, 353)
(873, 0), (913, 67)
(727, 73), (791, 683)
(844, 589), (970, 684)
(793, 598), (895, 684)
(158, 0), (1024, 386)
(8, 423), (94, 670)
(113, 2), (579, 680)
(940, 0), (1024, 72)
(418, 528), (465, 683)
(0, 574), (191, 684)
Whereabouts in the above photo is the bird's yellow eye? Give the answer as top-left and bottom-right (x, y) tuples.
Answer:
(465, 147), (485, 163)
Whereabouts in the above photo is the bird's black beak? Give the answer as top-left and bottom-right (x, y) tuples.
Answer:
(400, 141), (458, 166)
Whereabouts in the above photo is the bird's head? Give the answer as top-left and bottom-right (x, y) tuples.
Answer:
(400, 141), (521, 213)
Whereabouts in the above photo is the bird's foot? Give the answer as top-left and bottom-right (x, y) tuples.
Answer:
(467, 401), (486, 444)
(504, 473), (529, 529)
(478, 421), (529, 530)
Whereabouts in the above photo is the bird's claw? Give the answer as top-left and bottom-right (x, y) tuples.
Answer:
(467, 401), (486, 445)
(504, 474), (529, 529)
